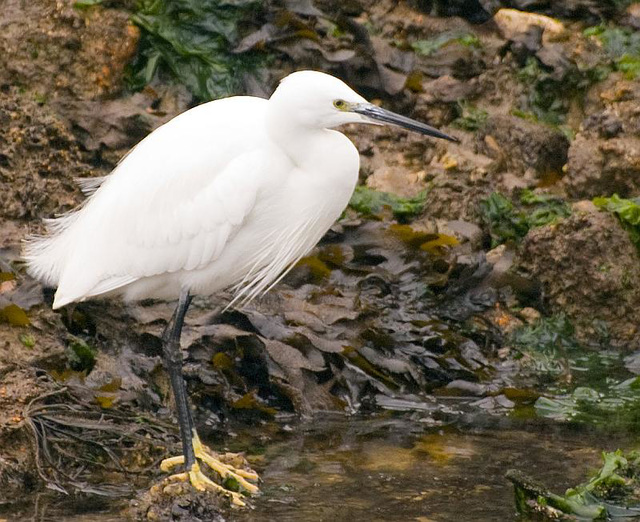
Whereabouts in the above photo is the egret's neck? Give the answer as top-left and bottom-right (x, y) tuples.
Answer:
(266, 103), (328, 168)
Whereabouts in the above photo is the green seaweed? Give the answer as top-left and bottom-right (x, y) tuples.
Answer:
(452, 101), (488, 132)
(535, 378), (640, 426)
(510, 314), (640, 428)
(66, 337), (97, 373)
(411, 32), (480, 56)
(509, 451), (640, 520)
(520, 189), (571, 228)
(349, 186), (426, 220)
(510, 314), (582, 380)
(480, 191), (570, 247)
(19, 333), (36, 348)
(593, 194), (640, 249)
(516, 57), (608, 125)
(129, 0), (267, 100)
(584, 25), (640, 80)
(480, 192), (528, 247)
(512, 314), (579, 354)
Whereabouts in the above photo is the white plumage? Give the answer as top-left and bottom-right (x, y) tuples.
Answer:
(24, 70), (455, 311)
(25, 72), (363, 309)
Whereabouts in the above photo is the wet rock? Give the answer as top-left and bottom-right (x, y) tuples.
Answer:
(581, 111), (624, 139)
(477, 114), (569, 178)
(129, 481), (227, 521)
(519, 306), (541, 324)
(0, 0), (139, 100)
(506, 25), (543, 65)
(622, 2), (640, 30)
(562, 135), (640, 199)
(538, 0), (620, 21)
(503, 1), (622, 21)
(516, 206), (640, 346)
(493, 8), (566, 44)
(411, 75), (479, 132)
(416, 0), (495, 23)
(53, 94), (177, 166)
(0, 89), (91, 223)
(364, 162), (428, 199)
(416, 0), (625, 23)
(584, 77), (640, 137)
(423, 171), (491, 222)
(445, 220), (484, 248)
(418, 41), (486, 80)
(422, 76), (478, 104)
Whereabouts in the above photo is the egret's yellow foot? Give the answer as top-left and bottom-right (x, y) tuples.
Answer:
(160, 431), (260, 507)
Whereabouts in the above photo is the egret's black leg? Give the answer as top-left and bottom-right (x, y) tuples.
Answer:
(158, 289), (259, 505)
(161, 288), (195, 469)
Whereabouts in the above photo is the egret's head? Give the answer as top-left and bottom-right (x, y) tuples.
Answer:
(270, 70), (458, 142)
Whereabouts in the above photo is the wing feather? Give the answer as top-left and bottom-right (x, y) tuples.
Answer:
(24, 96), (271, 307)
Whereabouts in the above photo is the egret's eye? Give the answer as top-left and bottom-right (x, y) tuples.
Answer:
(333, 99), (348, 110)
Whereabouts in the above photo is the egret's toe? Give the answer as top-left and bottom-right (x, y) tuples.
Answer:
(193, 433), (260, 493)
(160, 431), (260, 507)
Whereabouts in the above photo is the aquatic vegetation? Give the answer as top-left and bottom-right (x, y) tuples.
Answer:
(509, 450), (640, 520)
(520, 189), (572, 227)
(480, 190), (571, 247)
(516, 24), (640, 126)
(129, 0), (268, 100)
(593, 194), (640, 250)
(535, 377), (640, 427)
(411, 32), (481, 56)
(452, 102), (488, 132)
(509, 314), (581, 379)
(584, 25), (640, 79)
(480, 193), (529, 247)
(516, 57), (608, 125)
(66, 337), (97, 373)
(349, 186), (427, 220)
(512, 314), (579, 354)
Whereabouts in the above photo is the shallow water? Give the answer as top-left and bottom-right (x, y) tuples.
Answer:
(4, 411), (637, 522)
(236, 414), (635, 522)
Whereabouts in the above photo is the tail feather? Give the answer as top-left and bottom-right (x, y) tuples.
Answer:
(22, 212), (82, 292)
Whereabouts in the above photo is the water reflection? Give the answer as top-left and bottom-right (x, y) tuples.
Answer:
(235, 414), (633, 522)
(3, 413), (637, 521)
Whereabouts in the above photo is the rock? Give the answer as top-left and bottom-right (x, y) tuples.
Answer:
(0, 0), (139, 100)
(365, 164), (428, 198)
(477, 114), (570, 177)
(585, 77), (640, 137)
(562, 135), (640, 199)
(516, 208), (640, 346)
(0, 88), (90, 223)
(422, 0), (623, 23)
(493, 8), (566, 44)
(507, 25), (543, 65)
(622, 2), (640, 30)
(53, 94), (176, 165)
(538, 0), (620, 21)
(418, 40), (486, 80)
(423, 171), (491, 222)
(446, 220), (484, 247)
(420, 76), (477, 103)
(519, 307), (541, 324)
(581, 111), (624, 139)
(128, 481), (227, 521)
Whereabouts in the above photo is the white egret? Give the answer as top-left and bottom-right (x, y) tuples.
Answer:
(24, 70), (457, 506)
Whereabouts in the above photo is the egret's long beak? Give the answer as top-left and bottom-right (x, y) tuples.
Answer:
(352, 103), (459, 142)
